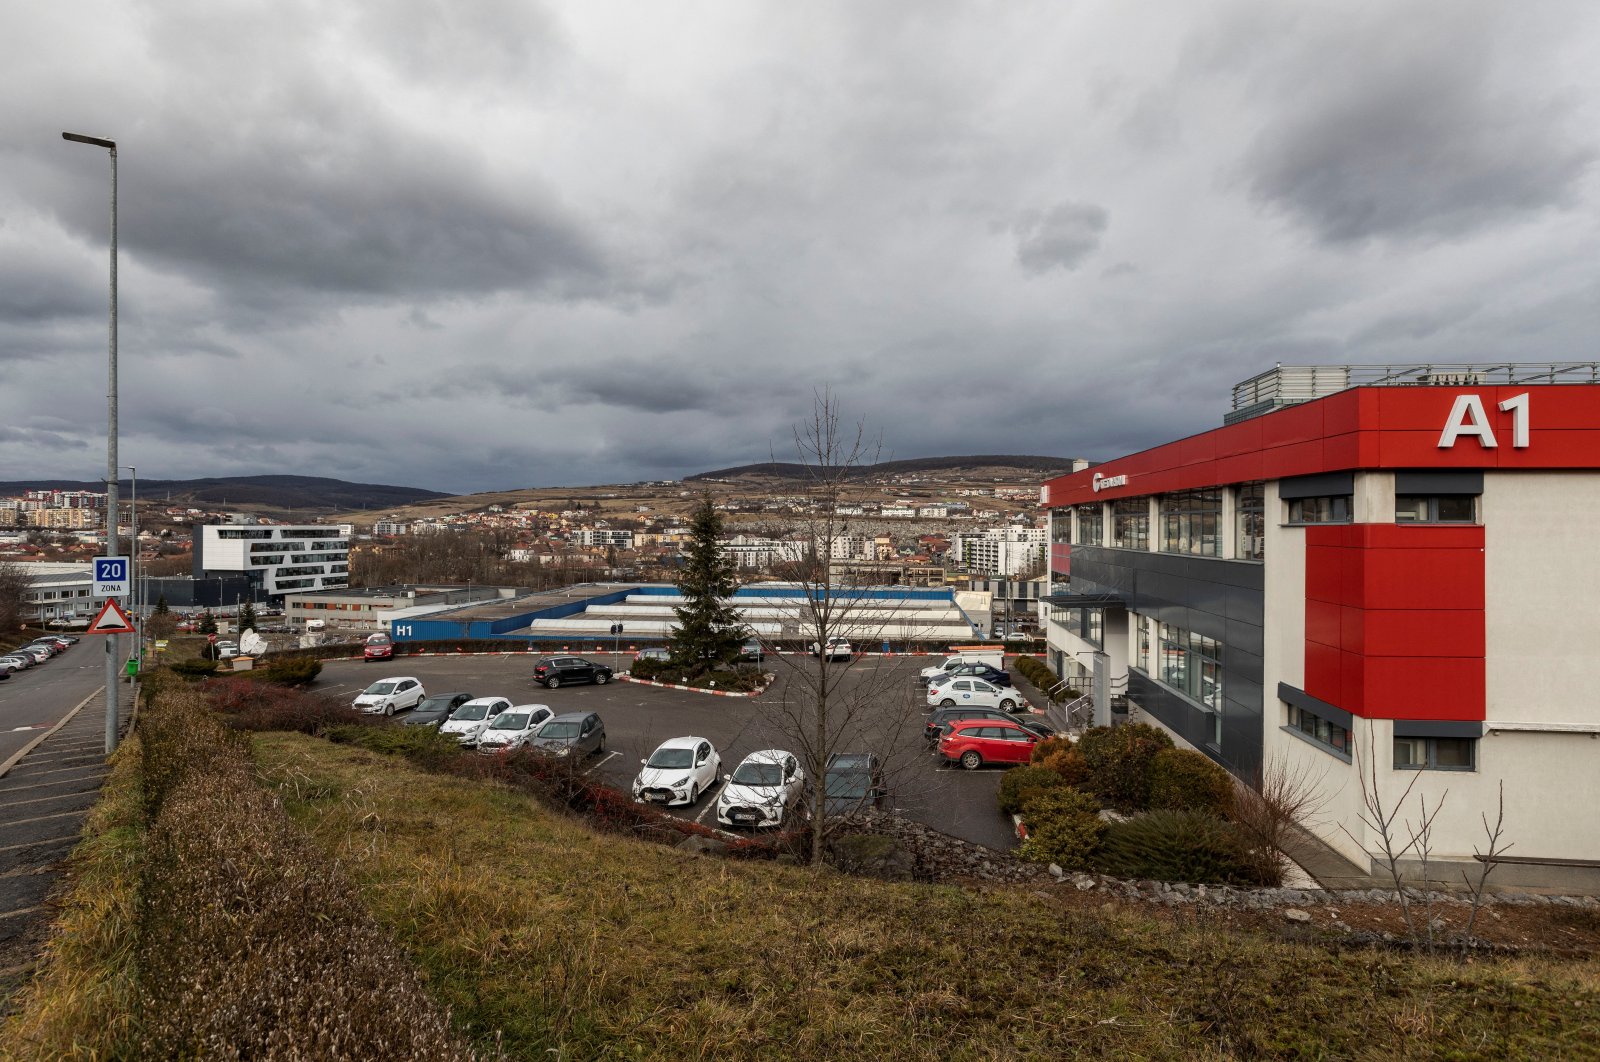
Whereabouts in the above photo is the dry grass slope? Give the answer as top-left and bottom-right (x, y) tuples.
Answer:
(257, 733), (1600, 1061)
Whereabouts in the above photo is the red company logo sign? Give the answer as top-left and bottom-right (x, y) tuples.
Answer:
(1091, 472), (1129, 493)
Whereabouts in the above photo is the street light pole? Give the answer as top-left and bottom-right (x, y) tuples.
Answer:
(63, 130), (119, 755)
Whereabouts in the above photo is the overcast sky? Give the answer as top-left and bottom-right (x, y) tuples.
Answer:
(4, 1), (1598, 493)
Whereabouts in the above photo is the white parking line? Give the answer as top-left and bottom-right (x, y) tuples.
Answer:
(694, 799), (717, 824)
(584, 751), (620, 775)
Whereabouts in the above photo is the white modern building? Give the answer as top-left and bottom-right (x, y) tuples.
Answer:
(953, 526), (1047, 576)
(192, 524), (350, 599)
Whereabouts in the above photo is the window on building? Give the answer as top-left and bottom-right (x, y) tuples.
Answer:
(1395, 495), (1476, 523)
(1159, 490), (1222, 556)
(1084, 608), (1103, 648)
(1157, 622), (1223, 709)
(1075, 504), (1103, 547)
(1287, 704), (1351, 756)
(1235, 483), (1265, 561)
(1112, 498), (1149, 551)
(1051, 514), (1072, 544)
(1134, 613), (1151, 672)
(1286, 495), (1352, 524)
(1394, 736), (1475, 770)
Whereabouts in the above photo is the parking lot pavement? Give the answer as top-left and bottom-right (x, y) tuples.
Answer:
(315, 654), (1020, 853)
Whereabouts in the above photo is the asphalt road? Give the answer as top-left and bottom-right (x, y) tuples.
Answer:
(314, 652), (1022, 852)
(0, 640), (126, 765)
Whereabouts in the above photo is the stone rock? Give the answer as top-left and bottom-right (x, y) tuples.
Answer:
(1048, 863), (1065, 879)
(1283, 908), (1312, 924)
(676, 835), (728, 857)
(1071, 873), (1097, 891)
(828, 832), (918, 881)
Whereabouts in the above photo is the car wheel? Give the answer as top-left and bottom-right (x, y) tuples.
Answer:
(939, 698), (955, 707)
(383, 702), (393, 717)
(595, 672), (609, 685)
(547, 677), (561, 689)
(598, 734), (607, 754)
(687, 783), (699, 805)
(960, 750), (983, 770)
(999, 699), (1017, 712)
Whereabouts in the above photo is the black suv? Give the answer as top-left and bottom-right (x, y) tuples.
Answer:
(529, 711), (607, 758)
(925, 706), (1025, 743)
(532, 656), (614, 689)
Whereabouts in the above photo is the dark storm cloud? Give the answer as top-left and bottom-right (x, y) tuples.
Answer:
(1239, 3), (1596, 242)
(1011, 203), (1109, 274)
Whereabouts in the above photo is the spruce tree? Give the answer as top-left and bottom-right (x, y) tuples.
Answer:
(196, 611), (218, 636)
(238, 600), (257, 632)
(670, 494), (745, 675)
(154, 595), (170, 615)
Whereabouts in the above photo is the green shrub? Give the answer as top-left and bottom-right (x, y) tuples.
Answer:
(327, 724), (463, 772)
(1016, 787), (1106, 869)
(1030, 735), (1073, 765)
(1076, 723), (1175, 813)
(1094, 809), (1262, 886)
(1042, 746), (1092, 788)
(1148, 748), (1236, 817)
(997, 765), (1068, 816)
(262, 656), (322, 686)
(168, 657), (219, 679)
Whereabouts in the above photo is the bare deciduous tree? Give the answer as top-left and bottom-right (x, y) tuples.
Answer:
(755, 391), (927, 865)
(1229, 751), (1330, 888)
(0, 560), (33, 634)
(1344, 728), (1447, 949)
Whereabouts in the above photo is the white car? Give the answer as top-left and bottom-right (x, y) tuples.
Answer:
(717, 750), (804, 829)
(476, 704), (556, 755)
(925, 677), (1021, 713)
(633, 737), (721, 807)
(216, 640), (239, 659)
(810, 640), (853, 661)
(439, 697), (513, 746)
(352, 676), (427, 716)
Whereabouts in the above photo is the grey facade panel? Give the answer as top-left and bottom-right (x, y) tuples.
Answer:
(1277, 682), (1354, 729)
(1070, 546), (1265, 782)
(1393, 720), (1484, 738)
(1395, 470), (1484, 495)
(1279, 471), (1355, 499)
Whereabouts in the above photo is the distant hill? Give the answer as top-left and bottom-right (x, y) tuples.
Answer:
(687, 455), (1080, 481)
(0, 475), (448, 512)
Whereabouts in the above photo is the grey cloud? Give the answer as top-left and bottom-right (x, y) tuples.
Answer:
(1240, 4), (1595, 242)
(1012, 203), (1108, 274)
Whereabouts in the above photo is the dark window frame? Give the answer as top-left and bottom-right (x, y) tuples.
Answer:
(1394, 735), (1476, 772)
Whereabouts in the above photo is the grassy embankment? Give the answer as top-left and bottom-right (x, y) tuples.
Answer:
(256, 732), (1600, 1060)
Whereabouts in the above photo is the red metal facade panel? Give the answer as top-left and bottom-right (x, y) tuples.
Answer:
(1041, 384), (1600, 507)
(1050, 543), (1071, 576)
(1303, 524), (1485, 722)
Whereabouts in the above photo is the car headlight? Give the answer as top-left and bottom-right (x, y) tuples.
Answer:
(555, 747), (571, 757)
(762, 792), (781, 805)
(670, 776), (690, 789)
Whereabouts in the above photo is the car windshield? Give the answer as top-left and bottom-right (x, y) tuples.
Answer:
(538, 721), (580, 739)
(367, 634), (390, 645)
(417, 696), (460, 712)
(647, 748), (695, 769)
(732, 762), (783, 786)
(490, 713), (531, 730)
(452, 704), (489, 721)
(363, 682), (397, 695)
(825, 771), (869, 798)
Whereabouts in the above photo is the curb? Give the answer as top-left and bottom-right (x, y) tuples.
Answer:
(0, 689), (100, 780)
(615, 674), (775, 698)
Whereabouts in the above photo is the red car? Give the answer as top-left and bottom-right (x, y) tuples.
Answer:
(364, 633), (394, 661)
(938, 718), (1043, 770)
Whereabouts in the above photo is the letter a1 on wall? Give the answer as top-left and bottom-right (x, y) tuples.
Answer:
(86, 599), (136, 636)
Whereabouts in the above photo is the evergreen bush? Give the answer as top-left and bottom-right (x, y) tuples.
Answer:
(1094, 809), (1262, 886)
(1075, 723), (1174, 813)
(996, 765), (1068, 816)
(1148, 748), (1236, 817)
(1016, 787), (1106, 869)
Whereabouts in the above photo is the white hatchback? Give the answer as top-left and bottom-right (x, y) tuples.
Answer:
(439, 697), (512, 746)
(717, 750), (804, 829)
(925, 677), (1021, 713)
(633, 737), (721, 807)
(476, 704), (556, 754)
(352, 676), (427, 715)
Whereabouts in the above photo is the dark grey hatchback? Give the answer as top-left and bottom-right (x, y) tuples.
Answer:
(532, 657), (614, 689)
(529, 711), (607, 758)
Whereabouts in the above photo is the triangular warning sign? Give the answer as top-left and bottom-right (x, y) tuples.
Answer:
(86, 599), (136, 636)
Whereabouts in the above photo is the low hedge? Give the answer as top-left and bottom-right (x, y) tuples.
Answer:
(626, 660), (768, 692)
(996, 765), (1069, 816)
(1094, 809), (1263, 887)
(1148, 747), (1236, 817)
(136, 686), (480, 1058)
(1075, 723), (1175, 813)
(1016, 787), (1105, 869)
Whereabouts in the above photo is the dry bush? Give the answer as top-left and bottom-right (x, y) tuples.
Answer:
(202, 677), (369, 737)
(1229, 752), (1327, 890)
(136, 688), (487, 1060)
